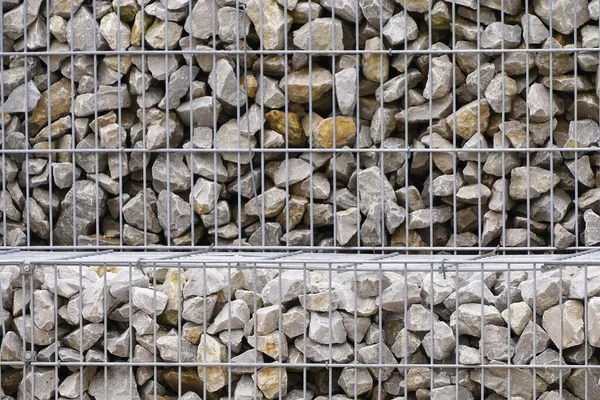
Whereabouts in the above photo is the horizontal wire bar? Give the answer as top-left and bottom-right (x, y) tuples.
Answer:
(1, 244), (586, 255)
(1, 47), (598, 57)
(1, 147), (598, 155)
(0, 361), (593, 369)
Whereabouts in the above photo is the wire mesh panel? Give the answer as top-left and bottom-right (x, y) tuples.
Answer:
(0, 251), (599, 399)
(1, 0), (600, 251)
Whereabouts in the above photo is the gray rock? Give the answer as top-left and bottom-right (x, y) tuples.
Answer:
(293, 18), (344, 51)
(273, 159), (313, 188)
(383, 13), (418, 45)
(308, 310), (346, 344)
(450, 303), (503, 337)
(53, 181), (107, 245)
(584, 209), (600, 246)
(255, 76), (287, 109)
(336, 207), (358, 245)
(207, 299), (251, 334)
(157, 190), (192, 238)
(422, 321), (455, 360)
(533, 0), (589, 35)
(123, 189), (161, 233)
(542, 300), (585, 349)
(262, 270), (311, 305)
(176, 96), (222, 126)
(247, 0), (292, 50)
(338, 368), (373, 397)
(282, 306), (310, 339)
(423, 56), (453, 100)
(357, 343), (397, 381)
(209, 59), (246, 108)
(521, 14), (549, 44)
(100, 12), (131, 51)
(131, 287), (169, 316)
(481, 22), (522, 49)
(3, 81), (41, 113)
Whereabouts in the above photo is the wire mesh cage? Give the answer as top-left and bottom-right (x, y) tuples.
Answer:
(2, 0), (600, 251)
(1, 250), (600, 399)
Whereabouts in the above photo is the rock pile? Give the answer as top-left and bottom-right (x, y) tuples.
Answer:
(2, 0), (600, 248)
(1, 263), (600, 399)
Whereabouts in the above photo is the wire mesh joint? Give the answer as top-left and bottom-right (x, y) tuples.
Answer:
(20, 263), (34, 276)
(21, 351), (36, 363)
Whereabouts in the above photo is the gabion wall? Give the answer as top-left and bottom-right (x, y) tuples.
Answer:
(2, 0), (600, 250)
(1, 256), (600, 400)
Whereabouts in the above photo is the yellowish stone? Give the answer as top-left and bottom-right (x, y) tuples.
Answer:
(29, 79), (72, 135)
(313, 116), (356, 149)
(103, 56), (133, 73)
(265, 110), (306, 147)
(162, 368), (203, 393)
(257, 367), (288, 399)
(159, 268), (186, 326)
(445, 99), (491, 140)
(362, 37), (389, 84)
(131, 12), (154, 47)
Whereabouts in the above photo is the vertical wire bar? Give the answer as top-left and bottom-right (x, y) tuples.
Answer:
(479, 260), (485, 399)
(548, 0), (555, 245)
(235, 3), (243, 249)
(429, 262), (434, 396)
(0, 0), (6, 246)
(377, 261), (382, 398)
(283, 0), (290, 249)
(403, 261), (408, 398)
(164, 0), (172, 249)
(92, 0), (101, 248)
(259, 0), (265, 248)
(102, 262), (107, 400)
(128, 262), (134, 399)
(45, 0), (54, 246)
(427, 0), (433, 253)
(202, 262), (207, 400)
(53, 265), (59, 400)
(153, 261), (158, 399)
(210, 0), (218, 248)
(507, 262), (512, 396)
(22, 0), (31, 249)
(525, 0), (531, 251)
(573, 0), (580, 249)
(68, 0), (76, 247)
(476, 0), (482, 251)
(141, 0), (149, 248)
(402, 0), (409, 252)
(499, 0), (506, 252)
(177, 262), (183, 397)
(302, 261), (307, 400)
(559, 261), (564, 396)
(307, 0), (314, 248)
(584, 263), (589, 399)
(377, 0), (384, 251)
(451, 0), (457, 253)
(187, 0), (195, 247)
(117, 0), (124, 248)
(332, 0), (338, 249)
(253, 261), (259, 399)
(227, 262), (232, 400)
(532, 261), (538, 399)
(29, 266), (35, 399)
(354, 0), (361, 248)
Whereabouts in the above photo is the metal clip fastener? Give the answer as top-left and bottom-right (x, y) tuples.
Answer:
(20, 263), (33, 276)
(439, 259), (447, 279)
(22, 351), (36, 363)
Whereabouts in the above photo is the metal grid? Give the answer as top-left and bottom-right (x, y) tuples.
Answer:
(1, 0), (599, 252)
(1, 249), (600, 399)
